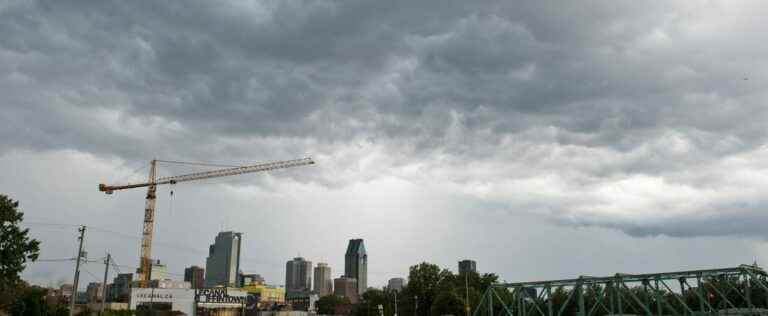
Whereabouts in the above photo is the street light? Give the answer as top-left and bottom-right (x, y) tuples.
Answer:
(464, 272), (470, 316)
(428, 274), (450, 316)
(393, 289), (399, 316)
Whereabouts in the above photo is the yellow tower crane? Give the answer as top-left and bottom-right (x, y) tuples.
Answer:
(98, 157), (314, 287)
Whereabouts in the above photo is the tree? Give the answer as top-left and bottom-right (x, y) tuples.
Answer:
(316, 295), (350, 315)
(382, 288), (403, 316)
(354, 288), (391, 316)
(0, 195), (41, 311)
(431, 290), (464, 316)
(361, 288), (408, 316)
(401, 263), (455, 316)
(549, 286), (575, 316)
(9, 284), (47, 316)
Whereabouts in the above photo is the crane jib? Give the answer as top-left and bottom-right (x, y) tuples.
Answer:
(98, 157), (314, 194)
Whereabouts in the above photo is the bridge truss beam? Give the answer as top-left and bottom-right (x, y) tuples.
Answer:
(475, 264), (768, 316)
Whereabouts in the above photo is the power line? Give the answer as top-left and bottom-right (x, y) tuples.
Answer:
(81, 267), (101, 282)
(87, 226), (146, 240)
(24, 221), (208, 255)
(155, 159), (243, 168)
(110, 263), (184, 277)
(24, 221), (285, 277)
(24, 221), (80, 228)
(110, 256), (122, 274)
(36, 258), (76, 262)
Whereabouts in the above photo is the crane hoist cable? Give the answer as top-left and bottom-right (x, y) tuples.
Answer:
(168, 184), (174, 217)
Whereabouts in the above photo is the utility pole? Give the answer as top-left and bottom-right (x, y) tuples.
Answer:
(100, 253), (111, 315)
(465, 273), (470, 316)
(69, 226), (86, 316)
(394, 291), (398, 316)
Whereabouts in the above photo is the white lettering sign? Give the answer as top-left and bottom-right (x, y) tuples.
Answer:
(195, 288), (244, 304)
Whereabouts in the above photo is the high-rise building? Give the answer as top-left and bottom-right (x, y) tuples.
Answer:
(110, 273), (133, 302)
(313, 263), (332, 296)
(184, 266), (205, 289)
(104, 284), (113, 302)
(285, 257), (312, 296)
(75, 291), (88, 304)
(205, 231), (242, 287)
(333, 276), (358, 303)
(387, 278), (406, 292)
(138, 259), (168, 281)
(458, 259), (477, 274)
(85, 282), (103, 303)
(344, 239), (367, 294)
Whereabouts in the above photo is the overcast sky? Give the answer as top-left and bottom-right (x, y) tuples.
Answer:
(2, 0), (768, 290)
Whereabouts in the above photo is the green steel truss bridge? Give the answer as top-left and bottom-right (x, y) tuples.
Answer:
(475, 264), (768, 316)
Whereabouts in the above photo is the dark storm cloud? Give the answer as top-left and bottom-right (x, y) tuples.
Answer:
(2, 0), (768, 239)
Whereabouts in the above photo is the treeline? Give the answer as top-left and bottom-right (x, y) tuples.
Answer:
(318, 262), (499, 316)
(319, 262), (768, 316)
(3, 284), (68, 316)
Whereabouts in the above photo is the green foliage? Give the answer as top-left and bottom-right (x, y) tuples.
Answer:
(396, 262), (495, 316)
(399, 262), (453, 316)
(316, 295), (350, 315)
(0, 195), (41, 311)
(358, 289), (384, 315)
(430, 289), (464, 316)
(8, 284), (48, 316)
(353, 288), (391, 316)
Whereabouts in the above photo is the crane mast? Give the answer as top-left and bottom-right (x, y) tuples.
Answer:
(138, 160), (157, 285)
(99, 157), (314, 287)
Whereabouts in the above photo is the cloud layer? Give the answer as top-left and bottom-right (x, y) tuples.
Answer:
(2, 0), (768, 286)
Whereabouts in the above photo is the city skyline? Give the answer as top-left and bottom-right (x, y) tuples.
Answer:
(54, 233), (476, 291)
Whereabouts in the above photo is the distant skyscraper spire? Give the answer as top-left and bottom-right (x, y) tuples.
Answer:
(344, 239), (367, 294)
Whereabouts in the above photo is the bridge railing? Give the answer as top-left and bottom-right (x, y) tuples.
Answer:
(474, 264), (768, 316)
